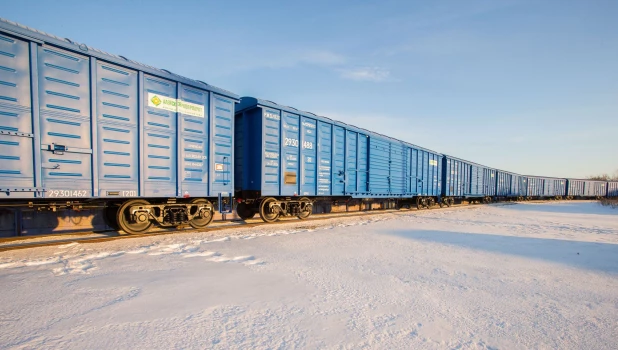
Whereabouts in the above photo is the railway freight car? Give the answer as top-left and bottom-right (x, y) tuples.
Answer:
(495, 169), (524, 201)
(0, 18), (237, 234)
(566, 179), (608, 199)
(233, 97), (442, 222)
(441, 155), (496, 204)
(521, 176), (566, 200)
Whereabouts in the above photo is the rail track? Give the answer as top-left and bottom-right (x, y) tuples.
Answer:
(0, 199), (568, 253)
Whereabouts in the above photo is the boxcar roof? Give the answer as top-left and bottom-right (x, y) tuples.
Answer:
(237, 96), (442, 156)
(565, 178), (609, 182)
(0, 17), (239, 100)
(522, 175), (568, 180)
(441, 154), (497, 170)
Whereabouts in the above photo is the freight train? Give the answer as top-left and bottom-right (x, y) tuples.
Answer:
(0, 19), (615, 234)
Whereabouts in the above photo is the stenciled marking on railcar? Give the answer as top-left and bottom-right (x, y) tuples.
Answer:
(47, 190), (88, 197)
(264, 111), (280, 120)
(147, 92), (205, 117)
(264, 151), (279, 159)
(286, 154), (298, 161)
(185, 153), (207, 160)
(301, 121), (316, 128)
(284, 138), (299, 147)
(283, 124), (299, 132)
(302, 141), (313, 149)
(215, 163), (224, 171)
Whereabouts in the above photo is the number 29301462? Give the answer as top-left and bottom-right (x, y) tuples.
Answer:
(47, 190), (89, 197)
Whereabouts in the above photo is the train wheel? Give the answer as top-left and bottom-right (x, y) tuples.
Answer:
(297, 197), (312, 220)
(104, 204), (120, 230)
(188, 198), (214, 229)
(236, 202), (255, 220)
(259, 197), (280, 223)
(448, 198), (454, 207)
(117, 199), (152, 234)
(427, 197), (435, 209)
(416, 197), (423, 210)
(439, 199), (445, 208)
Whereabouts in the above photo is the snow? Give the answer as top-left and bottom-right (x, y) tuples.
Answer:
(0, 201), (617, 349)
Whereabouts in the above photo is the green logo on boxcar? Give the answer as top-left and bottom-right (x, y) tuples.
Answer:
(151, 95), (162, 106)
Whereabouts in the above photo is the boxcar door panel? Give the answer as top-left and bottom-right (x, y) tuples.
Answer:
(300, 117), (316, 196)
(332, 126), (345, 196)
(345, 130), (357, 194)
(96, 61), (139, 197)
(179, 86), (209, 198)
(143, 75), (177, 197)
(357, 134), (368, 194)
(261, 108), (281, 196)
(280, 112), (300, 196)
(316, 121), (332, 196)
(209, 94), (233, 196)
(38, 46), (92, 197)
(0, 34), (34, 197)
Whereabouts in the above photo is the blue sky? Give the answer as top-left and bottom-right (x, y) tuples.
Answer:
(4, 0), (617, 178)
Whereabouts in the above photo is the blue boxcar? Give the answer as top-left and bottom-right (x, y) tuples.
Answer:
(607, 182), (618, 198)
(567, 179), (607, 198)
(0, 18), (237, 232)
(495, 169), (524, 198)
(522, 176), (566, 198)
(585, 180), (607, 197)
(441, 155), (496, 200)
(522, 176), (539, 197)
(533, 176), (566, 198)
(234, 97), (442, 220)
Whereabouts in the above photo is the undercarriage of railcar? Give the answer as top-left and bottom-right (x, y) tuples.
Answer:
(235, 194), (451, 223)
(0, 197), (224, 235)
(236, 197), (314, 223)
(104, 198), (218, 234)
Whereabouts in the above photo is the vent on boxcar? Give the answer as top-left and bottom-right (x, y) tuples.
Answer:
(284, 172), (297, 184)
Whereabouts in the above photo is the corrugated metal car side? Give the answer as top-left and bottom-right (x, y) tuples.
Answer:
(0, 23), (237, 200)
(0, 31), (36, 198)
(607, 182), (618, 197)
(567, 179), (585, 197)
(235, 98), (442, 199)
(525, 176), (544, 197)
(483, 168), (496, 196)
(495, 170), (522, 197)
(442, 155), (495, 198)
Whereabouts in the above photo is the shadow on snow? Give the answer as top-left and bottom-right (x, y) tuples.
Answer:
(504, 202), (617, 216)
(387, 229), (618, 274)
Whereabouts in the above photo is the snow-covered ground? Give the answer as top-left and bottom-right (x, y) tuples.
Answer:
(1, 201), (617, 349)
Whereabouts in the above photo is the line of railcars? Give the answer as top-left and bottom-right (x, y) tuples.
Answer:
(0, 19), (616, 234)
(233, 98), (443, 221)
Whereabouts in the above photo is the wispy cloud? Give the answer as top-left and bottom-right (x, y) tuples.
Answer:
(212, 46), (394, 83)
(236, 49), (347, 71)
(339, 67), (392, 82)
(302, 50), (347, 66)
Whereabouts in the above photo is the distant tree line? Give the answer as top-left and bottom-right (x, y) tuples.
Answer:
(587, 169), (618, 181)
